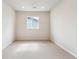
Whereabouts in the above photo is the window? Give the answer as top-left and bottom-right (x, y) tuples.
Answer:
(26, 16), (39, 29)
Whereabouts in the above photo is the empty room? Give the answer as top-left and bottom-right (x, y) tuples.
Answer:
(2, 0), (77, 59)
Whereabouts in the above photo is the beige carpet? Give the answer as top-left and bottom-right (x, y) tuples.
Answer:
(3, 41), (76, 59)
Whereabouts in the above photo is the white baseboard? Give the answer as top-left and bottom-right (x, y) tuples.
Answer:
(54, 41), (77, 58)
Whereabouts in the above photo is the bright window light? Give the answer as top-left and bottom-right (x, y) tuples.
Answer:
(15, 43), (40, 52)
(26, 16), (39, 29)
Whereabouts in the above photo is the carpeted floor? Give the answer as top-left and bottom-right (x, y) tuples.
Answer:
(3, 41), (76, 59)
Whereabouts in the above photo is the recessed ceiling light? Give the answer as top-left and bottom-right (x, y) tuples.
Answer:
(22, 6), (25, 8)
(41, 6), (45, 8)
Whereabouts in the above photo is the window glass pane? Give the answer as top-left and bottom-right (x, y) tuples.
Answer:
(26, 16), (39, 29)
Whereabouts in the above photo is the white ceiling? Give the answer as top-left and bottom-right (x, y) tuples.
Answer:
(4, 0), (60, 11)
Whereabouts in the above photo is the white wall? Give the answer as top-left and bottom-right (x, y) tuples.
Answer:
(16, 11), (50, 40)
(2, 1), (15, 50)
(50, 0), (77, 57)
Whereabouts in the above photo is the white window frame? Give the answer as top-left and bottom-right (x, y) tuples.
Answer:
(26, 16), (39, 29)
